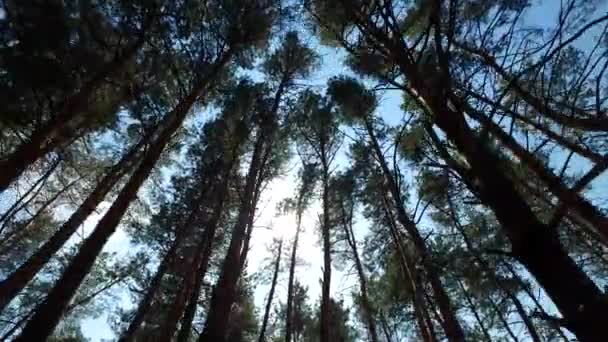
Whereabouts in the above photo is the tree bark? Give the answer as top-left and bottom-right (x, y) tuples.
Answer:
(176, 153), (238, 342)
(457, 280), (492, 342)
(464, 103), (608, 243)
(380, 192), (437, 342)
(428, 92), (608, 341)
(198, 132), (266, 341)
(258, 239), (283, 342)
(446, 196), (542, 342)
(0, 139), (142, 313)
(341, 206), (379, 342)
(364, 118), (465, 342)
(199, 77), (286, 342)
(319, 141), (332, 342)
(13, 51), (231, 341)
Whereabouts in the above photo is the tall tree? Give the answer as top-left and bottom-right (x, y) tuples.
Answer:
(282, 163), (317, 342)
(311, 3), (608, 338)
(293, 92), (342, 342)
(200, 30), (318, 341)
(329, 77), (465, 341)
(258, 238), (283, 342)
(13, 1), (274, 339)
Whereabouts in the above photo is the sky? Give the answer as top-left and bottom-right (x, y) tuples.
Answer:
(62, 0), (608, 340)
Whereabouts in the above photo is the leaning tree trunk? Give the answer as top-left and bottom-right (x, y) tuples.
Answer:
(0, 138), (144, 313)
(380, 192), (437, 342)
(457, 280), (492, 342)
(13, 52), (232, 341)
(0, 34), (147, 193)
(364, 118), (465, 342)
(341, 209), (379, 342)
(446, 195), (542, 342)
(425, 86), (608, 341)
(198, 133), (265, 341)
(258, 239), (283, 342)
(176, 145), (240, 342)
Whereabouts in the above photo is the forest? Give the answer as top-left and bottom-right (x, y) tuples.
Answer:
(0, 0), (607, 341)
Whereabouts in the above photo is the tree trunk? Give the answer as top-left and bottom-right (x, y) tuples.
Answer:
(199, 132), (266, 341)
(258, 239), (283, 342)
(457, 280), (492, 342)
(465, 104), (608, 242)
(319, 144), (332, 342)
(13, 52), (232, 340)
(0, 156), (61, 227)
(364, 118), (465, 342)
(176, 158), (237, 342)
(380, 190), (437, 342)
(119, 235), (182, 342)
(0, 139), (143, 313)
(199, 77), (286, 342)
(427, 91), (608, 341)
(284, 208), (303, 342)
(342, 210), (379, 342)
(446, 196), (542, 342)
(0, 34), (147, 193)
(503, 261), (570, 340)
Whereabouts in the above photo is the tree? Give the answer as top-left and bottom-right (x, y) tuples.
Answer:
(258, 238), (283, 342)
(293, 91), (342, 342)
(310, 2), (608, 339)
(281, 163), (318, 342)
(200, 29), (318, 341)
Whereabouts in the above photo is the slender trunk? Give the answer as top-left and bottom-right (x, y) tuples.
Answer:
(0, 141), (142, 313)
(378, 312), (392, 342)
(465, 104), (608, 242)
(13, 52), (231, 340)
(119, 236), (182, 342)
(341, 211), (378, 342)
(176, 157), (236, 342)
(0, 174), (86, 257)
(199, 133), (266, 341)
(161, 184), (232, 341)
(122, 161), (230, 341)
(284, 209), (302, 342)
(380, 191), (437, 342)
(446, 195), (542, 342)
(175, 237), (214, 342)
(319, 146), (332, 342)
(457, 280), (492, 342)
(503, 261), (570, 341)
(0, 34), (147, 193)
(428, 93), (608, 341)
(364, 118), (465, 342)
(258, 240), (283, 342)
(488, 295), (519, 341)
(158, 249), (202, 342)
(199, 78), (286, 342)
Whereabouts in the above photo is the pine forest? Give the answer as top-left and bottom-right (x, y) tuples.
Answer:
(1, 0), (608, 341)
